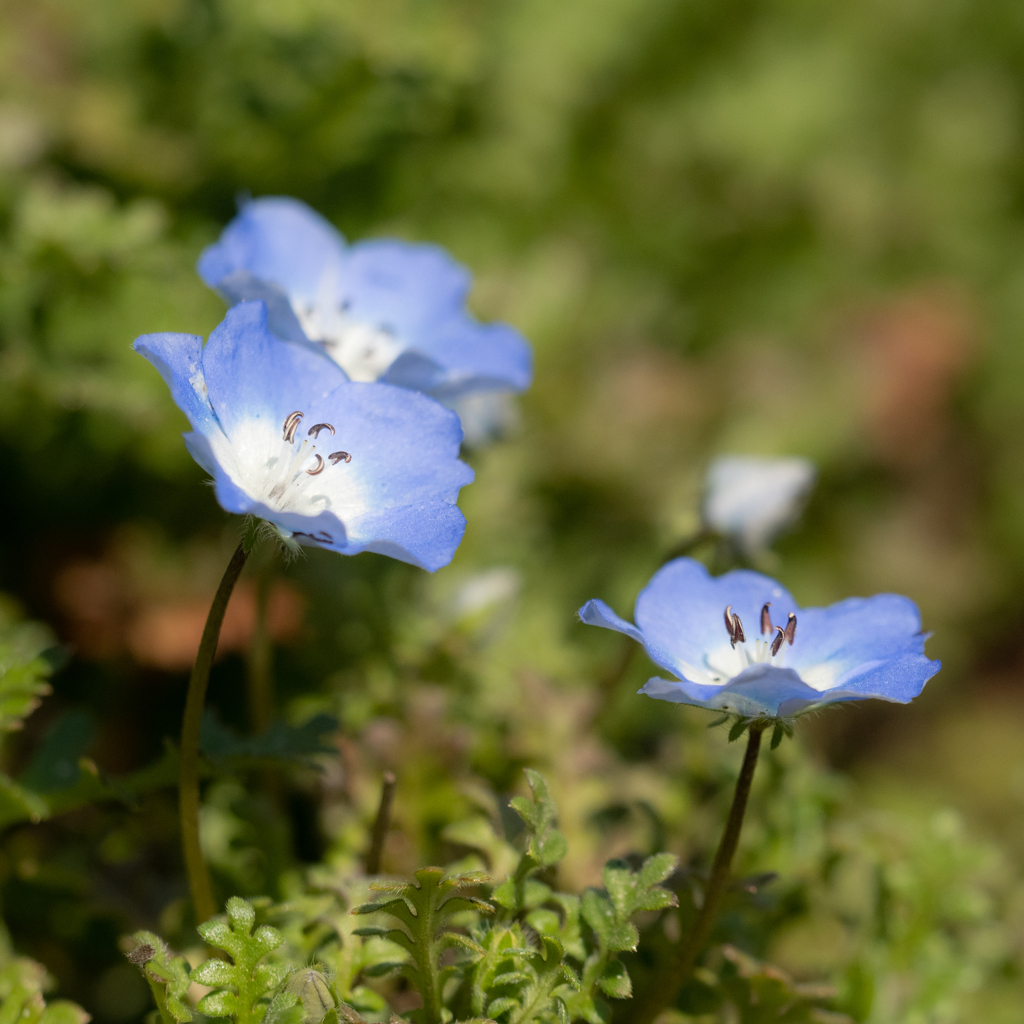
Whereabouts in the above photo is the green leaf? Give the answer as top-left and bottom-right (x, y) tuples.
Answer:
(351, 869), (491, 1024)
(200, 711), (339, 764)
(771, 722), (785, 749)
(728, 718), (750, 742)
(192, 898), (288, 1024)
(128, 931), (193, 1024)
(596, 961), (631, 999)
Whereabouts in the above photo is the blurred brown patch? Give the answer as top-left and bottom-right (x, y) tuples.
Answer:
(54, 558), (303, 670)
(857, 286), (977, 465)
(596, 347), (709, 430)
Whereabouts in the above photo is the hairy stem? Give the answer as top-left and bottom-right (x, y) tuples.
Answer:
(180, 543), (248, 924)
(632, 724), (765, 1024)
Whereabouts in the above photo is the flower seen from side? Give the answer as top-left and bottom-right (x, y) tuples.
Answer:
(196, 197), (533, 431)
(134, 301), (474, 571)
(579, 558), (939, 719)
(703, 455), (816, 554)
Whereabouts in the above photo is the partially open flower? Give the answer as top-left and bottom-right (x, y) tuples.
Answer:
(134, 301), (474, 571)
(703, 455), (816, 554)
(579, 558), (939, 719)
(196, 197), (532, 427)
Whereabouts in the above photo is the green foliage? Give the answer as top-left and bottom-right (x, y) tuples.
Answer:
(0, 942), (89, 1024)
(192, 898), (292, 1024)
(0, 601), (55, 735)
(200, 711), (340, 765)
(353, 867), (493, 1024)
(493, 769), (568, 916)
(127, 932), (193, 1024)
(715, 946), (850, 1024)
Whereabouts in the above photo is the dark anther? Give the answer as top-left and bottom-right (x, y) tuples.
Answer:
(282, 410), (304, 443)
(732, 612), (745, 644)
(308, 422), (336, 438)
(760, 602), (773, 635)
(724, 605), (737, 645)
(784, 612), (797, 646)
(771, 627), (786, 657)
(306, 454), (325, 476)
(329, 451), (352, 465)
(126, 944), (155, 966)
(724, 606), (745, 647)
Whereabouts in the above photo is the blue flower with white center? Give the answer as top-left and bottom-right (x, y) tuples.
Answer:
(196, 197), (532, 428)
(579, 558), (939, 719)
(134, 301), (474, 571)
(703, 456), (816, 554)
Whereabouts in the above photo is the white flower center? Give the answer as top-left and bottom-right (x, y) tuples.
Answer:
(292, 298), (404, 382)
(209, 411), (367, 544)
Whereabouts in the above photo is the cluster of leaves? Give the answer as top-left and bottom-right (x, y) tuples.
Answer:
(0, 936), (88, 1024)
(127, 771), (685, 1024)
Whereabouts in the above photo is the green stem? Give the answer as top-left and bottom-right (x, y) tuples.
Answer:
(245, 557), (274, 736)
(632, 724), (765, 1024)
(180, 542), (249, 924)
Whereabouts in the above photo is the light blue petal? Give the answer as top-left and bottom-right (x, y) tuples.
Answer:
(640, 664), (826, 718)
(320, 381), (474, 506)
(340, 239), (470, 338)
(823, 653), (941, 705)
(789, 595), (927, 675)
(411, 315), (533, 399)
(347, 502), (469, 571)
(201, 301), (348, 438)
(578, 599), (646, 646)
(132, 331), (218, 434)
(212, 271), (309, 344)
(633, 558), (798, 679)
(197, 196), (346, 303)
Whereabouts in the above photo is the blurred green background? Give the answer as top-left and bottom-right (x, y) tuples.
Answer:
(3, 0), (1024, 1020)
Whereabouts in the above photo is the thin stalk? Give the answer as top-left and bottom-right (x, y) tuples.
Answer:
(246, 557), (274, 736)
(365, 772), (397, 875)
(180, 543), (249, 924)
(632, 724), (765, 1024)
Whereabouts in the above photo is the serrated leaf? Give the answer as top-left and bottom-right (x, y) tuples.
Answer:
(362, 962), (405, 978)
(190, 960), (234, 986)
(486, 998), (519, 1017)
(197, 990), (242, 1017)
(638, 853), (678, 890)
(596, 961), (631, 999)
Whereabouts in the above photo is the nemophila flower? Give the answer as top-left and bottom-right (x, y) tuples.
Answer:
(134, 301), (474, 571)
(196, 197), (532, 437)
(579, 558), (939, 719)
(703, 455), (816, 553)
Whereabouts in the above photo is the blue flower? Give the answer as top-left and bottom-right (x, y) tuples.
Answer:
(134, 301), (474, 571)
(703, 456), (816, 554)
(579, 558), (939, 718)
(196, 197), (532, 416)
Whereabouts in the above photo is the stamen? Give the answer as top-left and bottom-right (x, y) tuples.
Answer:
(784, 612), (797, 646)
(760, 602), (773, 635)
(724, 605), (737, 645)
(308, 423), (336, 439)
(771, 627), (785, 657)
(329, 451), (352, 465)
(306, 454), (325, 476)
(282, 411), (304, 443)
(731, 613), (745, 644)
